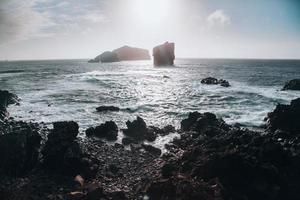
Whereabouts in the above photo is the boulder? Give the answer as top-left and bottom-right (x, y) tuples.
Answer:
(42, 121), (86, 175)
(282, 79), (300, 90)
(88, 51), (119, 63)
(0, 121), (41, 176)
(86, 121), (118, 141)
(266, 98), (300, 134)
(112, 45), (150, 61)
(122, 116), (157, 142)
(142, 144), (162, 157)
(201, 77), (219, 85)
(0, 90), (19, 119)
(201, 77), (231, 87)
(181, 112), (230, 134)
(96, 106), (120, 112)
(153, 42), (175, 66)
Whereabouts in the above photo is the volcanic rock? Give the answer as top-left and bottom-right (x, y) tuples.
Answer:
(0, 121), (41, 176)
(96, 106), (120, 112)
(0, 90), (19, 119)
(201, 77), (231, 87)
(282, 79), (300, 90)
(142, 144), (162, 157)
(266, 98), (300, 134)
(42, 121), (86, 175)
(86, 121), (118, 141)
(153, 42), (175, 66)
(122, 116), (157, 142)
(181, 112), (230, 134)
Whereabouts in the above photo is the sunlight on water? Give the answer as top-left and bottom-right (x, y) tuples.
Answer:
(1, 59), (300, 146)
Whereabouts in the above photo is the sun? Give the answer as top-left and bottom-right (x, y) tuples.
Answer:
(131, 0), (171, 27)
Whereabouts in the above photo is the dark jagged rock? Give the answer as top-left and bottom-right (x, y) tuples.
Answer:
(0, 121), (41, 176)
(148, 125), (176, 137)
(0, 90), (19, 119)
(144, 175), (218, 200)
(122, 116), (157, 142)
(0, 90), (19, 107)
(201, 77), (231, 87)
(96, 106), (120, 112)
(201, 77), (219, 85)
(153, 42), (175, 66)
(86, 121), (118, 141)
(88, 51), (119, 63)
(141, 108), (300, 200)
(282, 79), (300, 90)
(181, 112), (230, 134)
(113, 45), (150, 61)
(42, 121), (87, 176)
(121, 137), (137, 145)
(142, 144), (162, 157)
(266, 98), (300, 134)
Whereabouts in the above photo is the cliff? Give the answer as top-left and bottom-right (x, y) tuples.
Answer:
(88, 46), (150, 63)
(113, 46), (150, 61)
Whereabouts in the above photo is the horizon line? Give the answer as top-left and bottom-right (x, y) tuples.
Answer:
(1, 57), (300, 62)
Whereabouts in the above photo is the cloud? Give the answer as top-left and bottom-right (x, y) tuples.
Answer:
(0, 0), (54, 44)
(207, 9), (231, 27)
(0, 0), (109, 44)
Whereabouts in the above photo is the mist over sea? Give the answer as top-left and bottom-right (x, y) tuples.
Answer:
(1, 58), (300, 133)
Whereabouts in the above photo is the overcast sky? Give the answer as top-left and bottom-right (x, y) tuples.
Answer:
(0, 0), (300, 60)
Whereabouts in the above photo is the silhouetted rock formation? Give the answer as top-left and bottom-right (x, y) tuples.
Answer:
(89, 46), (150, 63)
(0, 121), (41, 176)
(266, 98), (300, 133)
(88, 51), (119, 63)
(282, 79), (300, 90)
(122, 116), (157, 144)
(42, 121), (86, 175)
(96, 106), (120, 112)
(86, 121), (118, 141)
(141, 107), (300, 200)
(153, 42), (175, 66)
(201, 77), (231, 87)
(0, 90), (19, 119)
(113, 45), (150, 61)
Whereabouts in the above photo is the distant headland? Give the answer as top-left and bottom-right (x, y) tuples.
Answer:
(88, 45), (150, 63)
(88, 42), (176, 66)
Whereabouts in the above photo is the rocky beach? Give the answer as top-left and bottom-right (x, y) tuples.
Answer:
(1, 87), (300, 200)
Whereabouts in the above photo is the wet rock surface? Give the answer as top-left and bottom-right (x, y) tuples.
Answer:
(1, 91), (300, 200)
(266, 98), (300, 134)
(122, 116), (157, 144)
(201, 77), (231, 87)
(0, 90), (19, 120)
(282, 79), (300, 90)
(96, 106), (120, 112)
(86, 121), (118, 141)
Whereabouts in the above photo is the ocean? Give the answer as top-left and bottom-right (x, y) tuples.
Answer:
(1, 58), (299, 136)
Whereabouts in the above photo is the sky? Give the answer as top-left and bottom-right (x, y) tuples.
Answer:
(0, 0), (300, 60)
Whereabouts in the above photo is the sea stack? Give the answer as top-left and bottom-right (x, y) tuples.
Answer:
(153, 42), (175, 66)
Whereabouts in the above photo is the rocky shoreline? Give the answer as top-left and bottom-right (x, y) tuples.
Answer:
(1, 90), (300, 200)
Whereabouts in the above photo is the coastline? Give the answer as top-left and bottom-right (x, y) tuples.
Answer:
(1, 90), (300, 200)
